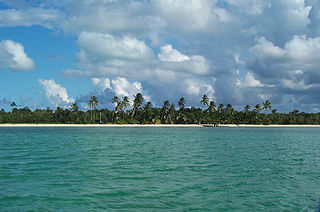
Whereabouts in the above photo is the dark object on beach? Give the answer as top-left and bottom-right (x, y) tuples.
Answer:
(203, 124), (214, 127)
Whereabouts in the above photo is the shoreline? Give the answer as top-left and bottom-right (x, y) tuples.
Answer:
(0, 123), (320, 127)
(0, 124), (203, 127)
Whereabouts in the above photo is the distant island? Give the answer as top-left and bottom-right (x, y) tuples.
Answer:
(1, 93), (320, 125)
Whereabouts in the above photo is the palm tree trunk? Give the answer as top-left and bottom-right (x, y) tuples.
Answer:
(91, 106), (93, 121)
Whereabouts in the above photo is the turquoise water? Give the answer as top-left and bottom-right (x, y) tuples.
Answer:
(0, 127), (319, 211)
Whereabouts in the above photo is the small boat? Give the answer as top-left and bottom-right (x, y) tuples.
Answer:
(202, 124), (214, 127)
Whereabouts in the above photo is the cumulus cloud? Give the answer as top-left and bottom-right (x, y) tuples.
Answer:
(245, 35), (320, 108)
(61, 0), (149, 34)
(91, 78), (112, 93)
(38, 79), (74, 108)
(111, 77), (151, 102)
(225, 0), (269, 16)
(158, 44), (190, 62)
(237, 72), (265, 88)
(308, 0), (320, 35)
(185, 78), (215, 100)
(3, 0), (320, 111)
(0, 40), (35, 71)
(249, 36), (320, 86)
(237, 1), (310, 38)
(0, 7), (63, 28)
(77, 32), (154, 62)
(87, 77), (150, 107)
(152, 0), (227, 32)
(158, 44), (210, 75)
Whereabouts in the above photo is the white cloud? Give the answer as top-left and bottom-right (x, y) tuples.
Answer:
(226, 0), (311, 44)
(249, 36), (320, 80)
(78, 32), (154, 62)
(3, 0), (320, 111)
(225, 0), (269, 15)
(185, 78), (215, 100)
(153, 69), (177, 83)
(0, 40), (35, 71)
(308, 0), (320, 35)
(0, 8), (63, 28)
(188, 55), (210, 75)
(63, 69), (86, 79)
(91, 78), (112, 92)
(247, 35), (320, 105)
(38, 79), (74, 108)
(158, 44), (210, 75)
(152, 0), (222, 32)
(234, 53), (245, 64)
(282, 79), (316, 91)
(61, 0), (146, 34)
(250, 37), (285, 59)
(111, 77), (140, 99)
(158, 44), (190, 62)
(237, 72), (265, 88)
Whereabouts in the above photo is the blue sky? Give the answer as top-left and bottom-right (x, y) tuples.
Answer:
(1, 0), (320, 112)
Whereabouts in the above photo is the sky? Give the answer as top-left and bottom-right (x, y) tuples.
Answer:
(1, 0), (320, 112)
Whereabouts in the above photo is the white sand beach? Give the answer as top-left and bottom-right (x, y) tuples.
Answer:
(0, 124), (203, 127)
(0, 124), (320, 127)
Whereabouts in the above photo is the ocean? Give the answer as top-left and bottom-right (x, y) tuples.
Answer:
(0, 127), (319, 211)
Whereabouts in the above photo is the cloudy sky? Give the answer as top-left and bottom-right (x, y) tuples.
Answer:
(1, 0), (320, 112)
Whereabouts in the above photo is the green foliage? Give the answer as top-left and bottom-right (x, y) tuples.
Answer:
(1, 98), (320, 125)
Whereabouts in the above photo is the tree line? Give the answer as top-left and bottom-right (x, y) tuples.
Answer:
(1, 93), (320, 125)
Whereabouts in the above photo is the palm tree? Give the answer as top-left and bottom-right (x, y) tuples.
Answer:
(132, 93), (144, 118)
(115, 101), (123, 120)
(112, 96), (119, 122)
(161, 100), (171, 124)
(207, 101), (216, 125)
(70, 103), (79, 112)
(10, 102), (17, 112)
(217, 104), (225, 123)
(112, 96), (119, 108)
(226, 104), (233, 112)
(88, 96), (99, 120)
(263, 100), (272, 114)
(122, 96), (130, 109)
(200, 94), (209, 108)
(244, 105), (250, 113)
(254, 104), (261, 124)
(208, 101), (216, 113)
(217, 104), (225, 113)
(254, 104), (261, 114)
(244, 105), (251, 123)
(10, 102), (17, 108)
(178, 97), (185, 110)
(177, 98), (186, 124)
(144, 101), (152, 111)
(169, 103), (176, 124)
(143, 101), (153, 123)
(121, 96), (130, 119)
(226, 104), (234, 123)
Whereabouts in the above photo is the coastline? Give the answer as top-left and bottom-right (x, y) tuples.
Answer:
(0, 124), (203, 127)
(220, 124), (320, 127)
(0, 123), (320, 127)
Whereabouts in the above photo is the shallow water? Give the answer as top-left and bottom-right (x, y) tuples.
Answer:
(0, 127), (319, 210)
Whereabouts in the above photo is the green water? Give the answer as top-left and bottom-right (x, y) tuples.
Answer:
(0, 127), (319, 211)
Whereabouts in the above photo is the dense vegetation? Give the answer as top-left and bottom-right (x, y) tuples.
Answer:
(1, 94), (320, 125)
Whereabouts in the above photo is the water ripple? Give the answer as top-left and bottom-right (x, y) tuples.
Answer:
(0, 127), (320, 210)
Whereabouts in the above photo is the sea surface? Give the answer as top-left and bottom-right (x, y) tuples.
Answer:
(0, 127), (319, 211)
